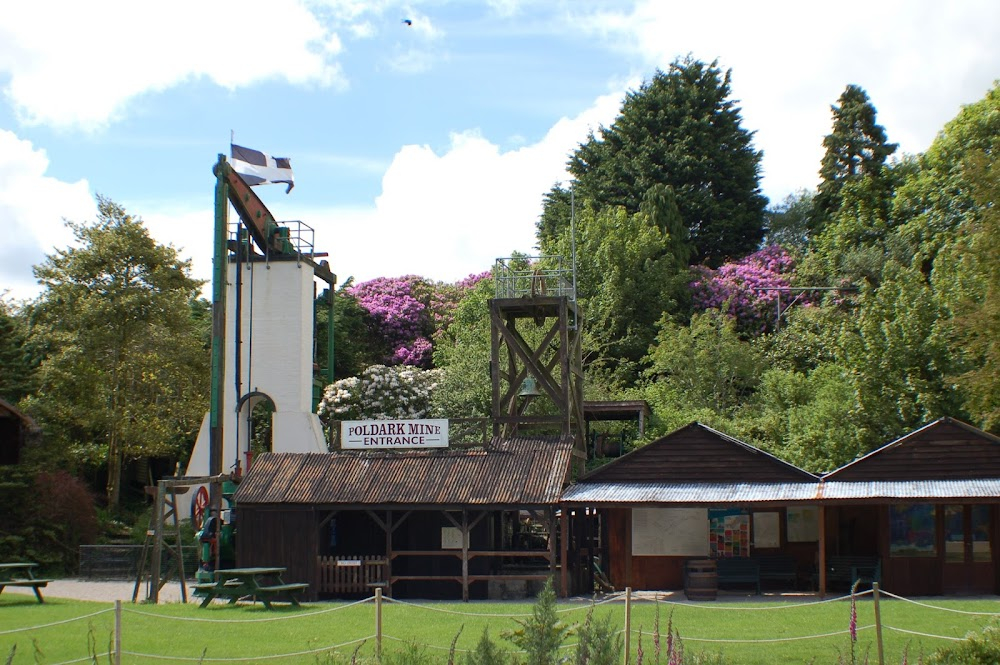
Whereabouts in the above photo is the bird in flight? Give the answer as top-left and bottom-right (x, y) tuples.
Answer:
(402, 18), (412, 26)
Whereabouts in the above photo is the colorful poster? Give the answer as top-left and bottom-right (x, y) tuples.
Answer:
(709, 509), (750, 557)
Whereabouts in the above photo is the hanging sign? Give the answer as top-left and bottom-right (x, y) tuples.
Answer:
(341, 418), (449, 449)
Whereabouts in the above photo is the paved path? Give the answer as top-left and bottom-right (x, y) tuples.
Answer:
(4, 578), (198, 603)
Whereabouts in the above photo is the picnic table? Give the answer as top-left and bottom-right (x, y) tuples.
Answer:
(0, 562), (54, 603)
(192, 567), (308, 609)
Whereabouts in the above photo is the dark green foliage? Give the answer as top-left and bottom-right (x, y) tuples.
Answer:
(542, 56), (767, 267)
(0, 300), (36, 404)
(0, 467), (98, 572)
(23, 196), (209, 508)
(814, 85), (897, 225)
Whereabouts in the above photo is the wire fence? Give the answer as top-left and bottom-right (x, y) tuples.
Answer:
(2, 585), (997, 664)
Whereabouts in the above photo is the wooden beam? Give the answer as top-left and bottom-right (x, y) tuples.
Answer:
(560, 508), (569, 598)
(819, 505), (827, 597)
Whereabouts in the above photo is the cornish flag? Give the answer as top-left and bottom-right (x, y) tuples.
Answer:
(230, 144), (294, 193)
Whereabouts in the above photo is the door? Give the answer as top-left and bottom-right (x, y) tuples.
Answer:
(942, 505), (994, 594)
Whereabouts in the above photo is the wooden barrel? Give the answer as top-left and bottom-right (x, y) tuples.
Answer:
(685, 559), (718, 601)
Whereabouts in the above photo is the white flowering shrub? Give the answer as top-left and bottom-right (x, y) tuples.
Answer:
(318, 364), (444, 422)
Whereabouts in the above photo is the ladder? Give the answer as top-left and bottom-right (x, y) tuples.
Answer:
(132, 481), (189, 603)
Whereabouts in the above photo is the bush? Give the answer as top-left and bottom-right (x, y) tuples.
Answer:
(925, 621), (1000, 664)
(0, 467), (98, 573)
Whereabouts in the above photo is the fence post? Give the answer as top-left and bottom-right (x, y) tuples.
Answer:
(873, 583), (884, 665)
(114, 600), (122, 665)
(376, 586), (383, 664)
(623, 587), (631, 665)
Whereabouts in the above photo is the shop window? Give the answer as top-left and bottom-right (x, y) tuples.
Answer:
(889, 504), (936, 557)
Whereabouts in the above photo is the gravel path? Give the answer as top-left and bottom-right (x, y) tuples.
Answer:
(5, 578), (198, 604)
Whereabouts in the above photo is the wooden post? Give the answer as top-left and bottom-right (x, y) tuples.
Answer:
(560, 508), (569, 597)
(818, 505), (827, 597)
(623, 587), (632, 665)
(461, 510), (469, 602)
(375, 587), (383, 663)
(150, 483), (166, 603)
(873, 583), (885, 665)
(114, 600), (122, 665)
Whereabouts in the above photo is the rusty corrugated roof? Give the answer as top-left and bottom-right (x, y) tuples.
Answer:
(561, 481), (819, 505)
(234, 436), (573, 507)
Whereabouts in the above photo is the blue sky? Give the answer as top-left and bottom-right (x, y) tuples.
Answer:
(2, 0), (999, 302)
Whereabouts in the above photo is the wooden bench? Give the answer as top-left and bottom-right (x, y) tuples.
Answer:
(756, 554), (798, 588)
(0, 578), (55, 603)
(826, 555), (881, 589)
(716, 557), (760, 594)
(254, 583), (309, 607)
(0, 563), (54, 604)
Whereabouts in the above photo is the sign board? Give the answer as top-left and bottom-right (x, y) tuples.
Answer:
(342, 419), (449, 449)
(786, 506), (820, 542)
(632, 507), (709, 556)
(753, 511), (781, 549)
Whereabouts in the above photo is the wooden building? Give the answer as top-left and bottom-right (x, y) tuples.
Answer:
(561, 422), (820, 592)
(0, 398), (39, 466)
(820, 417), (1000, 596)
(233, 437), (574, 601)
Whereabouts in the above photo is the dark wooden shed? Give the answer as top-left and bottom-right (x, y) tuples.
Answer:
(0, 398), (39, 466)
(561, 422), (819, 592)
(233, 436), (574, 601)
(820, 417), (1000, 595)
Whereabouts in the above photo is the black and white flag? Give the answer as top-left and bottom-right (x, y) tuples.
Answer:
(230, 144), (294, 193)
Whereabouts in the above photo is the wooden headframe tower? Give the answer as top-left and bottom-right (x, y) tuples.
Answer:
(490, 257), (586, 472)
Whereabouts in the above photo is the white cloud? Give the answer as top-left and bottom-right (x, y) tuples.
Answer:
(571, 0), (1000, 202)
(128, 88), (625, 291)
(0, 130), (95, 302)
(0, 0), (346, 130)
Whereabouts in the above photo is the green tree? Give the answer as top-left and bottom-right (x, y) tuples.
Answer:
(764, 189), (816, 254)
(814, 84), (897, 225)
(838, 263), (961, 449)
(541, 56), (767, 266)
(0, 299), (36, 403)
(645, 309), (764, 417)
(431, 275), (495, 420)
(503, 578), (571, 665)
(543, 191), (691, 386)
(938, 151), (1000, 430)
(23, 197), (208, 508)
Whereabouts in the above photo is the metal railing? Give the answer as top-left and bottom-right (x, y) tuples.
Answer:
(494, 256), (576, 300)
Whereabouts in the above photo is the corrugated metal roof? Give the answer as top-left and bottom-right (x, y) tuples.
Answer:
(235, 436), (573, 507)
(561, 478), (1000, 504)
(561, 481), (819, 504)
(820, 479), (1000, 500)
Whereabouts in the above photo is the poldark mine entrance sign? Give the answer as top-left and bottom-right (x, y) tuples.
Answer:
(341, 419), (449, 449)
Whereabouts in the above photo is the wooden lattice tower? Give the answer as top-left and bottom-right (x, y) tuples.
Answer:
(490, 258), (586, 471)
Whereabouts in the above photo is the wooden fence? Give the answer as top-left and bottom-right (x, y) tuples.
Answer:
(317, 555), (388, 594)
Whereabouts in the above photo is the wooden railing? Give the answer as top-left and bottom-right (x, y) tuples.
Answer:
(317, 555), (387, 593)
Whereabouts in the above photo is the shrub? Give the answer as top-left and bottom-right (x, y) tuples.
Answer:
(925, 621), (1000, 664)
(503, 578), (571, 665)
(465, 627), (508, 665)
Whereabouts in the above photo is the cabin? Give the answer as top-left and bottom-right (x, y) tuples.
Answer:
(0, 398), (40, 466)
(820, 417), (1000, 596)
(561, 422), (820, 593)
(233, 436), (575, 601)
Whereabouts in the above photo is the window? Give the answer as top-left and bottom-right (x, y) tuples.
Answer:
(889, 504), (936, 557)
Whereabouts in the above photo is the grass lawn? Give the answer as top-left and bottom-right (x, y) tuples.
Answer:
(1, 592), (998, 664)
